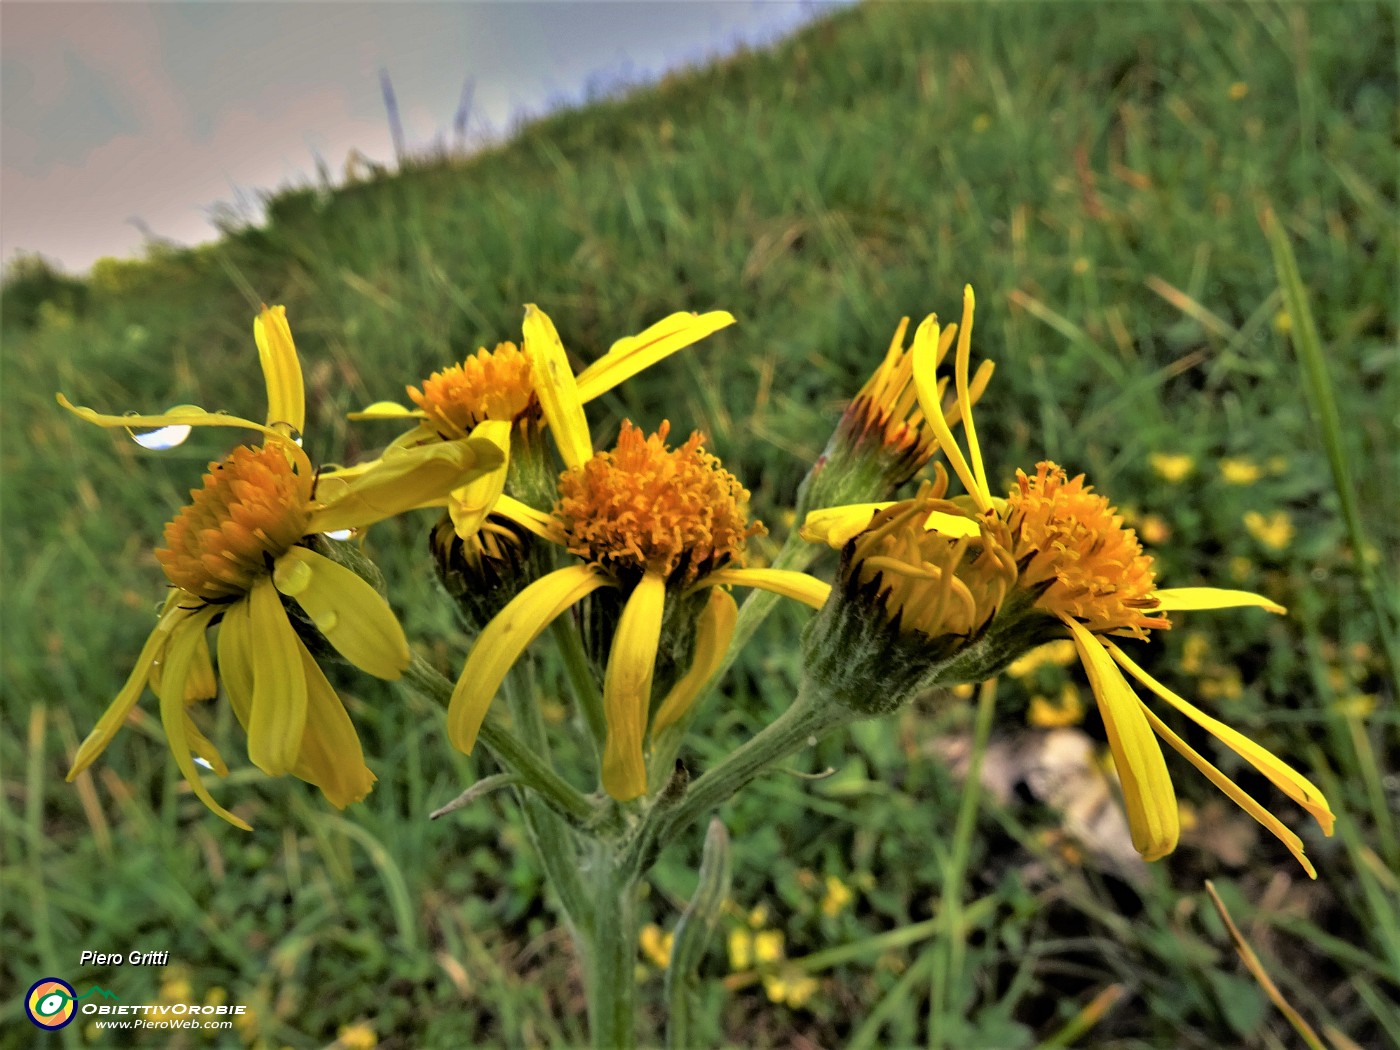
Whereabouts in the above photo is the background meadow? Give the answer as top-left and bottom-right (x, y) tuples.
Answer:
(2, 3), (1396, 1047)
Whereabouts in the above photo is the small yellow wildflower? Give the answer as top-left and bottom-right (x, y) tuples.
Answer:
(763, 969), (820, 1009)
(1229, 81), (1249, 100)
(1149, 452), (1195, 483)
(727, 928), (753, 970)
(1181, 633), (1211, 675)
(639, 924), (674, 968)
(335, 1021), (378, 1050)
(1243, 510), (1295, 552)
(752, 930), (785, 965)
(1007, 639), (1078, 679)
(1200, 671), (1244, 702)
(821, 874), (855, 917)
(1219, 457), (1263, 485)
(1138, 513), (1172, 545)
(1229, 556), (1254, 582)
(1028, 683), (1087, 729)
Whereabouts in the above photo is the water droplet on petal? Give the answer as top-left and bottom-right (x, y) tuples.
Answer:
(274, 557), (314, 596)
(318, 610), (339, 632)
(323, 529), (355, 541)
(193, 756), (215, 770)
(129, 424), (193, 450)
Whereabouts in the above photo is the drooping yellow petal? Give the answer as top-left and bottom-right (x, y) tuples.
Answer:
(68, 593), (187, 779)
(523, 304), (593, 470)
(154, 607), (250, 830)
(910, 316), (992, 513)
(446, 419), (513, 541)
(1065, 618), (1179, 861)
(651, 587), (738, 740)
(697, 567), (832, 611)
(1108, 643), (1334, 835)
(253, 305), (306, 437)
(1152, 587), (1287, 615)
(346, 400), (427, 421)
(216, 595), (255, 729)
(800, 504), (892, 547)
(308, 433), (505, 533)
(181, 713), (229, 777)
(1137, 702), (1317, 878)
(56, 395), (284, 443)
(290, 636), (376, 808)
(602, 572), (666, 801)
(448, 565), (612, 753)
(182, 629), (218, 701)
(272, 546), (410, 680)
(245, 577), (308, 776)
(574, 310), (737, 403)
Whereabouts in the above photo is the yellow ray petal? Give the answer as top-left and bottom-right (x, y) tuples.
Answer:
(495, 494), (568, 545)
(1152, 587), (1287, 615)
(245, 577), (308, 776)
(272, 546), (410, 680)
(698, 567), (831, 611)
(910, 316), (991, 513)
(1065, 618), (1179, 861)
(952, 286), (991, 499)
(1107, 643), (1334, 835)
(68, 594), (186, 779)
(290, 637), (376, 808)
(253, 305), (306, 436)
(1138, 703), (1317, 878)
(181, 712), (229, 777)
(574, 310), (737, 403)
(922, 509), (982, 538)
(154, 607), (250, 829)
(650, 587), (737, 740)
(216, 595), (255, 730)
(602, 572), (666, 801)
(346, 401), (427, 421)
(308, 433), (505, 533)
(446, 419), (513, 541)
(800, 503), (892, 547)
(56, 394), (284, 443)
(448, 565), (612, 753)
(523, 303), (593, 470)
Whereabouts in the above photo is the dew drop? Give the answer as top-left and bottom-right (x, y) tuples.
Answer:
(323, 529), (355, 541)
(275, 557), (313, 595)
(193, 756), (215, 770)
(318, 610), (339, 632)
(129, 424), (193, 450)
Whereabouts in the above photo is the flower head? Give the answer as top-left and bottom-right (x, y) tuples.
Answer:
(61, 306), (503, 827)
(446, 420), (828, 802)
(801, 285), (1334, 874)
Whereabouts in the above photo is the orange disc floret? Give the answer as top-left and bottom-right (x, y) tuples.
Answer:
(156, 444), (312, 601)
(409, 342), (537, 438)
(1006, 461), (1168, 637)
(555, 420), (765, 584)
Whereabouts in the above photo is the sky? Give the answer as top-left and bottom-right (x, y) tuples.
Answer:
(1, 1), (836, 274)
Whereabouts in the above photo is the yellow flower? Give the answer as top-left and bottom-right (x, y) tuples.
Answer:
(446, 418), (830, 801)
(60, 307), (503, 828)
(1219, 457), (1263, 485)
(639, 924), (674, 968)
(1149, 452), (1195, 483)
(353, 305), (734, 538)
(1028, 683), (1086, 728)
(802, 286), (1334, 875)
(820, 874), (854, 917)
(1243, 509), (1295, 552)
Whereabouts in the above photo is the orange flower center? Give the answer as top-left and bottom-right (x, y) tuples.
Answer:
(1005, 461), (1167, 637)
(555, 420), (764, 584)
(851, 479), (1016, 638)
(156, 444), (312, 600)
(408, 342), (537, 439)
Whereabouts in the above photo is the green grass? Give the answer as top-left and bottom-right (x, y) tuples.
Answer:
(3, 2), (1397, 1047)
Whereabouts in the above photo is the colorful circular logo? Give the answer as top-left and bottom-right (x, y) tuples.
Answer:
(25, 978), (77, 1030)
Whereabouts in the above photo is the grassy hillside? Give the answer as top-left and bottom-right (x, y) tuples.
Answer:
(3, 3), (1396, 1047)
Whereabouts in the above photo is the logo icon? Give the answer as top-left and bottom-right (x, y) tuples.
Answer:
(25, 978), (77, 1030)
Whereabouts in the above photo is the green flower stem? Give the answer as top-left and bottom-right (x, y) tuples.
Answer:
(550, 616), (607, 756)
(647, 680), (853, 856)
(402, 654), (596, 826)
(928, 677), (998, 1050)
(503, 664), (592, 930)
(583, 841), (639, 1050)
